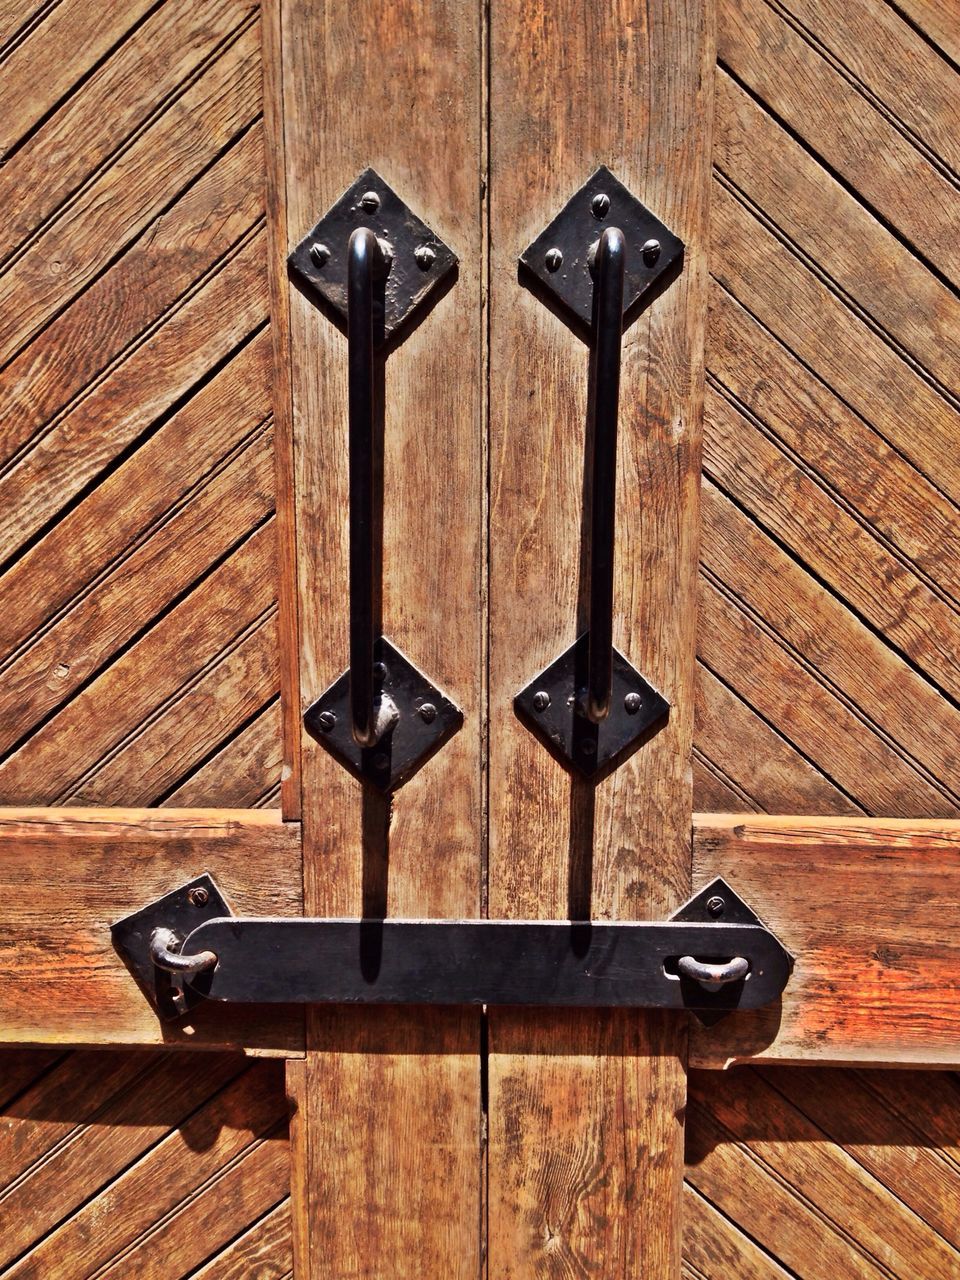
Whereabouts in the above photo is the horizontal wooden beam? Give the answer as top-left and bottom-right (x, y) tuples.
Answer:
(692, 814), (960, 1068)
(0, 807), (303, 1053)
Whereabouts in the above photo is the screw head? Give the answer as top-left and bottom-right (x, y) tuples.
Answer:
(188, 886), (209, 908)
(316, 710), (337, 732)
(706, 895), (725, 918)
(642, 238), (661, 266)
(418, 702), (438, 724)
(591, 192), (611, 219)
(414, 244), (436, 270)
(532, 690), (551, 712)
(309, 242), (330, 268)
(624, 691), (643, 715)
(545, 247), (563, 272)
(359, 190), (381, 212)
(373, 662), (388, 679)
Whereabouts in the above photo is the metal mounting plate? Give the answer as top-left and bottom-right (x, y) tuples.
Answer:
(514, 633), (669, 780)
(112, 876), (793, 1020)
(519, 165), (684, 338)
(303, 636), (463, 792)
(110, 874), (232, 1019)
(288, 167), (458, 344)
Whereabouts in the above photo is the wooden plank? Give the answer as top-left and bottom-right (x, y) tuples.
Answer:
(0, 0), (251, 265)
(686, 1067), (959, 1278)
(705, 380), (960, 703)
(192, 1199), (292, 1279)
(895, 0), (960, 67)
(682, 1183), (793, 1280)
(0, 0), (156, 157)
(718, 0), (960, 289)
(691, 814), (960, 1067)
(701, 479), (960, 800)
(697, 574), (956, 816)
(714, 68), (960, 395)
(261, 0), (299, 819)
(267, 0), (485, 1272)
(164, 701), (282, 808)
(707, 287), (960, 607)
(709, 180), (960, 506)
(486, 0), (713, 1273)
(0, 807), (302, 1050)
(695, 664), (861, 816)
(2, 1060), (287, 1279)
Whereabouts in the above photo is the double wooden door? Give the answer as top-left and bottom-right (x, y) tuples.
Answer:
(2, 0), (960, 1276)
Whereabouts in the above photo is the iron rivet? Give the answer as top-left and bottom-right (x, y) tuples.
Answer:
(532, 691), (551, 712)
(188, 886), (209, 908)
(317, 710), (337, 732)
(706, 895), (725, 918)
(642, 238), (661, 266)
(373, 662), (388, 678)
(419, 702), (438, 723)
(545, 247), (563, 272)
(414, 244), (436, 270)
(624, 692), (643, 714)
(309, 242), (330, 268)
(591, 192), (611, 219)
(359, 190), (381, 212)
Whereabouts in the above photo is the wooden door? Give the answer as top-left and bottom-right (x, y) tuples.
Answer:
(1, 1), (959, 1278)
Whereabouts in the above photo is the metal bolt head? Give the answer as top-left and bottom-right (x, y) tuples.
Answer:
(642, 238), (661, 266)
(188, 886), (209, 908)
(624, 691), (643, 715)
(706, 895), (725, 918)
(309, 242), (330, 268)
(591, 192), (611, 220)
(316, 710), (337, 732)
(359, 190), (381, 212)
(545, 247), (563, 272)
(532, 691), (551, 712)
(418, 702), (438, 724)
(414, 244), (436, 271)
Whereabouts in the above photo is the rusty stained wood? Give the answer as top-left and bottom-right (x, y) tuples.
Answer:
(265, 0), (484, 1273)
(485, 1), (714, 1275)
(0, 807), (302, 1052)
(691, 814), (960, 1068)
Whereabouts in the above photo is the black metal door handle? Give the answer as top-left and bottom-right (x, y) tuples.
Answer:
(346, 227), (397, 748)
(584, 225), (625, 724)
(290, 170), (463, 792)
(515, 168), (685, 779)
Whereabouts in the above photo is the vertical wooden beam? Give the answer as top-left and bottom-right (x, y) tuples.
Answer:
(486, 2), (714, 1275)
(265, 0), (485, 1274)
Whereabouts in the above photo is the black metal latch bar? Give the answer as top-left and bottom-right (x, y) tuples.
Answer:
(112, 876), (793, 1023)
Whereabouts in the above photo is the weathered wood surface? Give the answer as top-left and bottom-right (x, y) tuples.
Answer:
(695, 0), (960, 822)
(266, 0), (485, 1272)
(0, 808), (302, 1051)
(485, 1), (713, 1274)
(691, 815), (960, 1068)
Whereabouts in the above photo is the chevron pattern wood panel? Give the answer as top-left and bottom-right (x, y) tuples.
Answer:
(686, 0), (960, 1275)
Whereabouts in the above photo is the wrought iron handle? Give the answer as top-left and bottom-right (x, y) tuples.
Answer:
(294, 170), (462, 792)
(677, 955), (750, 988)
(584, 225), (626, 722)
(347, 226), (398, 748)
(149, 927), (217, 976)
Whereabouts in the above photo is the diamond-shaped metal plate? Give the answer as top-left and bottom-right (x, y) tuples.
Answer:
(519, 166), (684, 338)
(514, 633), (669, 781)
(111, 874), (232, 1020)
(288, 167), (457, 344)
(669, 877), (795, 1024)
(304, 636), (463, 792)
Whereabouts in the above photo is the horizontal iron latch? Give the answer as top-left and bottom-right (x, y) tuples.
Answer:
(112, 876), (792, 1023)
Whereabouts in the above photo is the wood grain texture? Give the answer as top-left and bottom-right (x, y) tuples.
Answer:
(691, 814), (960, 1067)
(267, 0), (484, 1273)
(0, 807), (302, 1051)
(486, 1), (714, 1274)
